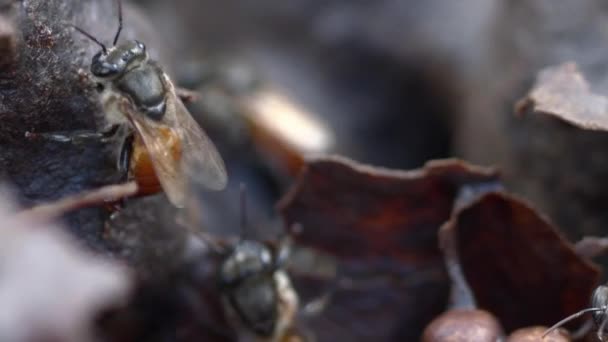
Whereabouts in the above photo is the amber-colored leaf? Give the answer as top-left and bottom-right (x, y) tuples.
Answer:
(440, 192), (600, 333)
(239, 86), (334, 177)
(278, 156), (499, 340)
(516, 62), (608, 131)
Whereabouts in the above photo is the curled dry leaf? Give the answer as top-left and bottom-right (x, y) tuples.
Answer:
(0, 192), (131, 342)
(421, 183), (506, 342)
(440, 191), (600, 333)
(510, 61), (608, 260)
(516, 62), (608, 131)
(278, 155), (499, 340)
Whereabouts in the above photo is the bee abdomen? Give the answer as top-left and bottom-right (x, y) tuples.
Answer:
(129, 128), (181, 197)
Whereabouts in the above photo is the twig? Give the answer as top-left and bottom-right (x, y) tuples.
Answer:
(17, 181), (138, 222)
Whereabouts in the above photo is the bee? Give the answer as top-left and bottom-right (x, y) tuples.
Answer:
(543, 284), (608, 341)
(218, 236), (299, 341)
(184, 184), (303, 341)
(28, 0), (227, 207)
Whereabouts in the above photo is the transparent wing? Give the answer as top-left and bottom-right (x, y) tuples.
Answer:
(117, 74), (227, 207)
(166, 85), (228, 192)
(118, 98), (188, 207)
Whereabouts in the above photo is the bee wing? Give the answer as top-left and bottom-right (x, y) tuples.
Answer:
(118, 75), (227, 207)
(165, 85), (228, 192)
(119, 98), (188, 207)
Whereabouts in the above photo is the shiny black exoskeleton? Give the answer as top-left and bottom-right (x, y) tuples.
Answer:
(218, 239), (288, 337)
(72, 0), (167, 122)
(91, 40), (167, 121)
(592, 286), (608, 331)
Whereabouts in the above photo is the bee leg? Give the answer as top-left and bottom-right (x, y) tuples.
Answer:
(103, 134), (136, 213)
(102, 183), (131, 217)
(117, 133), (134, 179)
(25, 124), (120, 144)
(99, 124), (123, 143)
(104, 201), (125, 220)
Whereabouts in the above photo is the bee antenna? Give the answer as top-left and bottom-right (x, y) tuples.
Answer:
(113, 0), (123, 46)
(239, 183), (247, 240)
(542, 307), (605, 338)
(71, 25), (107, 54)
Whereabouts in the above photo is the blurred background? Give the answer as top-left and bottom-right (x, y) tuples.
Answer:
(119, 0), (608, 242)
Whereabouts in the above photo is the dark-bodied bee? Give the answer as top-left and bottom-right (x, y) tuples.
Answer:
(543, 284), (608, 341)
(218, 235), (299, 341)
(184, 184), (303, 342)
(27, 0), (227, 207)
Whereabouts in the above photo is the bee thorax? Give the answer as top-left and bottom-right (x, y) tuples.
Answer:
(115, 64), (167, 121)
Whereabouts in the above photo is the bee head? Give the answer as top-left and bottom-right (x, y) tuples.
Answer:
(219, 240), (274, 288)
(218, 240), (279, 337)
(91, 40), (147, 79)
(592, 285), (608, 325)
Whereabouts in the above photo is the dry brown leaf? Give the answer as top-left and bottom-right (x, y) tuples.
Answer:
(440, 191), (600, 333)
(516, 62), (608, 131)
(278, 155), (499, 340)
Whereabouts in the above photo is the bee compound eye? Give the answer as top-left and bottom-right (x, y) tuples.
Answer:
(91, 56), (118, 78)
(92, 51), (103, 62)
